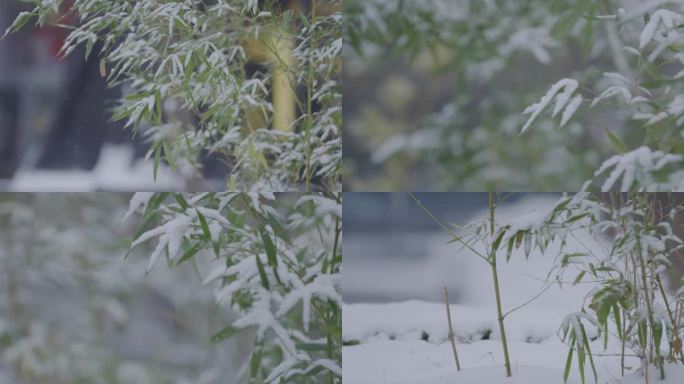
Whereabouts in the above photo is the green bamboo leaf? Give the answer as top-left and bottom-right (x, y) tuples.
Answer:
(268, 213), (291, 244)
(550, 198), (571, 221)
(153, 142), (162, 181)
(211, 325), (240, 343)
(523, 232), (532, 258)
(654, 321), (663, 356)
(573, 271), (586, 285)
(588, 263), (597, 277)
(567, 212), (590, 223)
(577, 346), (585, 384)
(250, 349), (263, 380)
(613, 305), (622, 339)
(605, 128), (628, 154)
(515, 231), (524, 249)
(638, 321), (647, 347)
(175, 241), (206, 266)
(254, 253), (270, 290)
(155, 90), (163, 123)
(492, 229), (506, 251)
(174, 194), (189, 210)
(563, 338), (575, 383)
(162, 140), (176, 171)
(260, 229), (278, 268)
(4, 12), (34, 38)
(580, 323), (598, 383)
(196, 209), (211, 239)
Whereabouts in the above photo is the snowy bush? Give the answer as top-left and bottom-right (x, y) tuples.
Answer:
(7, 1), (341, 191)
(346, 0), (684, 191)
(545, 193), (684, 383)
(406, 192), (684, 383)
(127, 192), (342, 383)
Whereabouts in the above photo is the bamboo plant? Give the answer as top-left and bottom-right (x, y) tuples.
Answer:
(411, 192), (561, 377)
(7, 1), (342, 191)
(546, 193), (684, 384)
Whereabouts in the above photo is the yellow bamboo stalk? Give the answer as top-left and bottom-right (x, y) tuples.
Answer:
(243, 23), (296, 132)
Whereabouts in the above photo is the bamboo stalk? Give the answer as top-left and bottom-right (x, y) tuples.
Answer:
(444, 286), (461, 371)
(636, 244), (665, 380)
(489, 192), (512, 377)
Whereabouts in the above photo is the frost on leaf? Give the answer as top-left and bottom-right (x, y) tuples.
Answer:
(123, 192), (154, 221)
(593, 146), (684, 191)
(520, 78), (580, 134)
(276, 274), (342, 332)
(561, 95), (582, 127)
(639, 9), (684, 50)
(127, 192), (342, 382)
(132, 215), (191, 272)
(632, 95), (684, 126)
(591, 86), (632, 108)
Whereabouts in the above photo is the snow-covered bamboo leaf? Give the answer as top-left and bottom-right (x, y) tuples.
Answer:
(520, 78), (579, 134)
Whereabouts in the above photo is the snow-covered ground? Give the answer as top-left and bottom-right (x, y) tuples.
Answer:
(6, 145), (186, 191)
(343, 301), (639, 384)
(342, 194), (680, 384)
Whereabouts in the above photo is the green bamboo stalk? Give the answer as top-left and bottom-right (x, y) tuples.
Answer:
(489, 192), (512, 377)
(636, 242), (665, 380)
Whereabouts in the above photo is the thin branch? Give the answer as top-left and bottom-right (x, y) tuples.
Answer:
(503, 281), (553, 319)
(409, 193), (490, 263)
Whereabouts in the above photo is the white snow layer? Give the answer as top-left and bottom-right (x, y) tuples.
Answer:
(9, 145), (185, 191)
(343, 301), (643, 384)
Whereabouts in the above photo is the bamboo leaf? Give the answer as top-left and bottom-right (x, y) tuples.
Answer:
(563, 338), (575, 383)
(153, 142), (162, 181)
(613, 304), (622, 339)
(254, 253), (270, 290)
(4, 12), (34, 38)
(211, 325), (240, 343)
(605, 128), (628, 154)
(260, 228), (278, 268)
(580, 323), (598, 383)
(492, 229), (506, 251)
(163, 140), (176, 171)
(175, 241), (206, 266)
(506, 237), (515, 261)
(250, 348), (263, 380)
(577, 346), (586, 384)
(174, 194), (189, 210)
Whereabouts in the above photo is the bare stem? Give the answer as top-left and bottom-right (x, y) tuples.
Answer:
(409, 193), (489, 263)
(444, 287), (461, 371)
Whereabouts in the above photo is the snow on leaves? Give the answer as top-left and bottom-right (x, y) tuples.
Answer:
(127, 192), (342, 383)
(12, 0), (342, 191)
(520, 78), (582, 134)
(593, 146), (684, 191)
(639, 9), (684, 50)
(277, 274), (342, 332)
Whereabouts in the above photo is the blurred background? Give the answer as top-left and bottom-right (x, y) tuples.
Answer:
(343, 0), (664, 191)
(342, 192), (596, 312)
(0, 2), (192, 191)
(0, 194), (245, 384)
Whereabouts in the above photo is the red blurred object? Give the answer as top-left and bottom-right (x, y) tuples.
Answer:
(33, 0), (77, 60)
